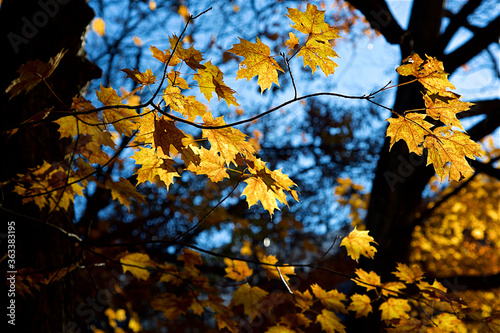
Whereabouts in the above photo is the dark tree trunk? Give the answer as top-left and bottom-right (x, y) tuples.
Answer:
(0, 1), (100, 332)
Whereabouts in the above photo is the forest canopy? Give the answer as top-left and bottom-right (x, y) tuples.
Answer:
(1, 0), (500, 332)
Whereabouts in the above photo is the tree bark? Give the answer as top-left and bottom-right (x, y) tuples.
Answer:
(0, 1), (101, 332)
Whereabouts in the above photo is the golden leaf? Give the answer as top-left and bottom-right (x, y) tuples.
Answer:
(340, 227), (378, 260)
(231, 284), (268, 320)
(379, 298), (411, 320)
(315, 309), (346, 333)
(120, 252), (152, 281)
(348, 294), (372, 318)
(386, 113), (433, 155)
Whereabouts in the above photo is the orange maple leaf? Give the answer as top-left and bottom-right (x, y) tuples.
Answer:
(340, 227), (378, 260)
(433, 313), (467, 332)
(132, 146), (179, 189)
(150, 45), (181, 66)
(96, 85), (139, 136)
(293, 289), (314, 311)
(186, 146), (229, 183)
(259, 254), (295, 284)
(121, 68), (157, 85)
(229, 37), (284, 93)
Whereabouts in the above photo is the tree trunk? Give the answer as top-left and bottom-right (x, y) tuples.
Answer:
(0, 1), (100, 332)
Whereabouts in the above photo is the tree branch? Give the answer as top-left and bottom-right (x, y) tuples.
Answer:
(434, 0), (483, 55)
(442, 14), (500, 74)
(457, 99), (500, 119)
(346, 0), (407, 45)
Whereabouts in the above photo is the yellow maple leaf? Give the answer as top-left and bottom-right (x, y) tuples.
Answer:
(6, 49), (67, 100)
(163, 85), (207, 121)
(132, 146), (179, 189)
(228, 37), (284, 93)
(151, 293), (191, 320)
(167, 70), (190, 89)
(121, 68), (156, 85)
(293, 289), (314, 311)
(150, 46), (181, 66)
(231, 284), (268, 320)
(92, 17), (105, 36)
(194, 61), (239, 106)
(265, 325), (296, 333)
(202, 111), (255, 164)
(224, 258), (253, 282)
(285, 32), (299, 51)
(423, 93), (472, 131)
(379, 298), (411, 320)
(348, 293), (372, 318)
(353, 268), (381, 292)
(397, 54), (455, 95)
(169, 35), (205, 70)
(104, 177), (146, 211)
(423, 126), (483, 181)
(381, 281), (406, 297)
(392, 263), (424, 284)
(315, 309), (346, 333)
(433, 313), (467, 333)
(186, 146), (229, 183)
(259, 254), (295, 284)
(386, 318), (422, 332)
(287, 4), (340, 76)
(386, 113), (433, 155)
(340, 227), (378, 260)
(311, 284), (347, 312)
(96, 85), (139, 136)
(120, 252), (152, 281)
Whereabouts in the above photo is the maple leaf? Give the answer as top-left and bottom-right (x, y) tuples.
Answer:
(433, 313), (467, 333)
(340, 227), (378, 260)
(202, 111), (256, 164)
(397, 54), (455, 95)
(386, 113), (433, 155)
(231, 283), (268, 320)
(224, 258), (253, 282)
(120, 252), (152, 281)
(392, 263), (424, 284)
(287, 4), (340, 76)
(194, 61), (239, 106)
(167, 70), (190, 89)
(381, 281), (406, 297)
(259, 254), (295, 284)
(152, 115), (187, 157)
(96, 85), (139, 136)
(315, 309), (346, 333)
(6, 49), (67, 100)
(121, 68), (157, 85)
(150, 45), (181, 66)
(151, 293), (191, 320)
(132, 147), (179, 189)
(169, 35), (205, 70)
(228, 37), (284, 93)
(379, 298), (411, 320)
(285, 32), (299, 51)
(423, 93), (472, 131)
(186, 146), (229, 183)
(423, 126), (483, 181)
(178, 248), (203, 267)
(353, 268), (381, 292)
(279, 313), (312, 328)
(240, 240), (253, 256)
(266, 325), (296, 333)
(311, 284), (347, 312)
(104, 177), (146, 211)
(293, 289), (314, 311)
(163, 85), (207, 121)
(348, 293), (372, 318)
(385, 318), (423, 332)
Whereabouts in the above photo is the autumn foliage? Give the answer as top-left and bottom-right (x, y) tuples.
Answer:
(3, 2), (500, 333)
